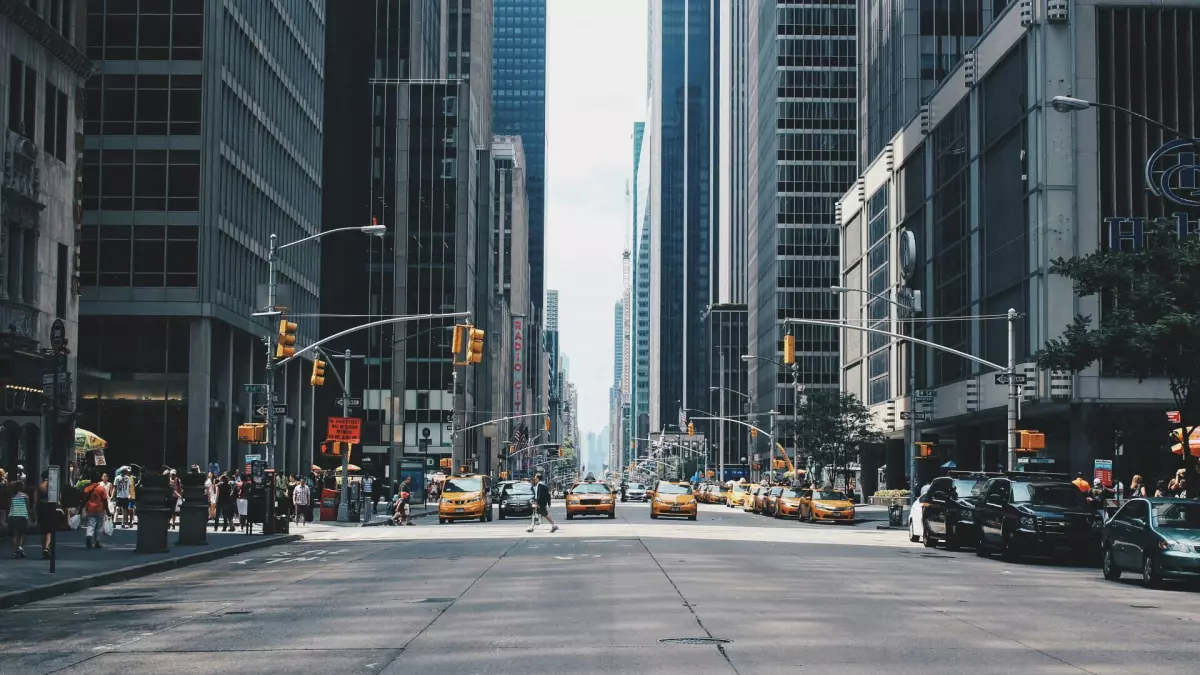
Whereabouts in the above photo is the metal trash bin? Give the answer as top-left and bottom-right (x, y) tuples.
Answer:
(888, 503), (903, 527)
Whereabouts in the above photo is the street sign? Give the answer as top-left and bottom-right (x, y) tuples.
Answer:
(47, 466), (60, 503)
(335, 397), (362, 408)
(1167, 410), (1181, 424)
(994, 373), (1028, 385)
(50, 318), (66, 350)
(42, 372), (68, 385)
(255, 404), (289, 417)
(244, 383), (269, 394)
(900, 411), (932, 421)
(914, 389), (936, 400)
(244, 454), (262, 462)
(327, 416), (362, 443)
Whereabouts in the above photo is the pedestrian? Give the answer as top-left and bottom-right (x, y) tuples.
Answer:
(166, 469), (182, 529)
(236, 473), (252, 531)
(14, 464), (25, 483)
(292, 479), (310, 525)
(361, 474), (375, 514)
(1072, 473), (1091, 492)
(526, 473), (558, 533)
(7, 479), (30, 558)
(216, 474), (236, 532)
(81, 473), (112, 549)
(37, 471), (56, 558)
(1128, 474), (1146, 499)
(114, 468), (134, 528)
(205, 471), (218, 523)
(98, 472), (113, 512)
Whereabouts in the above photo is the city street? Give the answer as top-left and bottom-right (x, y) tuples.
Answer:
(2, 502), (1198, 674)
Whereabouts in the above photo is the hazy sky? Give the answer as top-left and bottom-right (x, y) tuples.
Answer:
(544, 0), (647, 447)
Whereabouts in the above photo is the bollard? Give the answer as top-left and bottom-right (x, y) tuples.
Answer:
(135, 474), (171, 553)
(177, 473), (209, 545)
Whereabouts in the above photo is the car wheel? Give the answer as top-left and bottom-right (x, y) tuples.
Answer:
(1102, 548), (1122, 581)
(774, 506), (782, 519)
(608, 510), (615, 519)
(498, 511), (506, 520)
(566, 513), (574, 520)
(650, 511), (658, 519)
(908, 518), (920, 543)
(439, 517), (447, 524)
(975, 537), (991, 557)
(688, 514), (697, 521)
(1142, 555), (1162, 588)
(923, 523), (937, 548)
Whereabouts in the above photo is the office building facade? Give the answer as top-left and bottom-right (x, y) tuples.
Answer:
(493, 0), (547, 321)
(705, 303), (748, 476)
(747, 0), (854, 462)
(838, 2), (1195, 488)
(631, 119), (651, 458)
(78, 0), (324, 474)
(1, 0), (92, 479)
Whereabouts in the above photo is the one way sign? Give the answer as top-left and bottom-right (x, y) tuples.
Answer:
(994, 373), (1028, 385)
(255, 404), (289, 417)
(900, 411), (931, 421)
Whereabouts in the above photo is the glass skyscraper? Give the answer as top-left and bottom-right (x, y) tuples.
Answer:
(492, 0), (547, 320)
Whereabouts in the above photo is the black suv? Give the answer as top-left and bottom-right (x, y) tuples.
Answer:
(920, 472), (999, 550)
(974, 473), (1102, 562)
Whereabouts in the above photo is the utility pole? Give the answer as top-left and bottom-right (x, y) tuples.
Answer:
(791, 362), (802, 479)
(265, 235), (278, 468)
(1007, 308), (1018, 472)
(337, 349), (352, 522)
(719, 350), (725, 483)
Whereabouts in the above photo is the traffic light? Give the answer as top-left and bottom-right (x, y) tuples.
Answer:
(548, 447), (560, 457)
(466, 328), (485, 364)
(916, 442), (934, 458)
(687, 422), (695, 436)
(237, 423), (266, 444)
(452, 324), (466, 354)
(784, 333), (796, 364)
(544, 417), (551, 432)
(320, 440), (343, 456)
(439, 457), (453, 469)
(751, 428), (758, 439)
(1018, 430), (1045, 451)
(310, 359), (326, 386)
(276, 318), (298, 359)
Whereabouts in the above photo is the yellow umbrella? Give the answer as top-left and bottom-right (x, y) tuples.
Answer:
(333, 464), (361, 473)
(74, 428), (107, 453)
(1171, 427), (1200, 458)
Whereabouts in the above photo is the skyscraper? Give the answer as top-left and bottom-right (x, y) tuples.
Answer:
(79, 0), (325, 474)
(747, 0), (855, 449)
(631, 120), (652, 458)
(493, 0), (547, 320)
(647, 0), (713, 433)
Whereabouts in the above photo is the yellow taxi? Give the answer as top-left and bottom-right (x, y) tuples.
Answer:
(775, 486), (804, 519)
(706, 484), (725, 505)
(742, 485), (761, 512)
(726, 483), (750, 508)
(566, 480), (616, 519)
(438, 474), (492, 523)
(799, 487), (857, 523)
(753, 485), (771, 513)
(762, 486), (784, 516)
(649, 480), (698, 520)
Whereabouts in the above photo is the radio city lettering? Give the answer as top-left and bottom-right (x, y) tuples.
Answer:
(512, 317), (524, 411)
(1145, 140), (1200, 208)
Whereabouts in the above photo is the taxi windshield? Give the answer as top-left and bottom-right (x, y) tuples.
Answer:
(572, 483), (610, 494)
(444, 478), (482, 493)
(657, 483), (692, 495)
(732, 485), (746, 493)
(813, 490), (848, 501)
(782, 489), (801, 498)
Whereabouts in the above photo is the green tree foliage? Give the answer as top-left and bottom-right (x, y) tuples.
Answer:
(787, 389), (884, 482)
(1035, 220), (1200, 459)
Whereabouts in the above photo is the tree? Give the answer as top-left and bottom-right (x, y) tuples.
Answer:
(787, 389), (884, 485)
(1035, 219), (1200, 471)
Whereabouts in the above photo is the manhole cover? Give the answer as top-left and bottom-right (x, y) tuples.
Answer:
(658, 637), (731, 645)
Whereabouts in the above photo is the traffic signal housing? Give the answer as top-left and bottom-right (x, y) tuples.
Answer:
(687, 422), (695, 436)
(784, 334), (796, 364)
(1018, 430), (1045, 451)
(544, 417), (551, 432)
(916, 442), (934, 458)
(276, 318), (298, 359)
(238, 423), (266, 444)
(467, 328), (485, 364)
(310, 359), (326, 386)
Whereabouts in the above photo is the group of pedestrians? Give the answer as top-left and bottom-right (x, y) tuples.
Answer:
(1126, 470), (1190, 499)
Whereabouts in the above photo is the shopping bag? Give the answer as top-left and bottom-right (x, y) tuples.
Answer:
(68, 513), (81, 530)
(102, 517), (114, 536)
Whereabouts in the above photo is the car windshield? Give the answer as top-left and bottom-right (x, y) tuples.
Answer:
(505, 484), (533, 495)
(657, 482), (692, 495)
(1011, 483), (1084, 507)
(814, 490), (848, 501)
(782, 489), (801, 498)
(1153, 502), (1200, 531)
(951, 479), (987, 499)
(630, 484), (644, 490)
(732, 485), (746, 493)
(572, 483), (610, 494)
(444, 478), (482, 493)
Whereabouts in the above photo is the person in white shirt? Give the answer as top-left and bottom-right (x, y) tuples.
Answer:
(113, 468), (134, 528)
(292, 480), (311, 525)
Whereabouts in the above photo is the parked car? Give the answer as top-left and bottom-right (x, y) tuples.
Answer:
(1102, 498), (1200, 587)
(920, 472), (999, 549)
(763, 486), (784, 516)
(974, 473), (1101, 562)
(776, 487), (804, 519)
(497, 482), (535, 520)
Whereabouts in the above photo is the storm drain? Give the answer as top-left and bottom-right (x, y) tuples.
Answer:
(658, 637), (731, 645)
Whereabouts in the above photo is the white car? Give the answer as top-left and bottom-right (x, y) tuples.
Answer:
(625, 483), (647, 501)
(908, 485), (930, 543)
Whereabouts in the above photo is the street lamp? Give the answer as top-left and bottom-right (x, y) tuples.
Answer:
(1049, 95), (1200, 147)
(830, 285), (922, 489)
(261, 224), (387, 471)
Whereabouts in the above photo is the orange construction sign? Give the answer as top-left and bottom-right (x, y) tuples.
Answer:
(327, 416), (362, 443)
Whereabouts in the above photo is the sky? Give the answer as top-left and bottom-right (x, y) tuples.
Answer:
(544, 0), (648, 458)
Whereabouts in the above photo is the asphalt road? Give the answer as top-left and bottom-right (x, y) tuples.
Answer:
(2, 500), (1198, 674)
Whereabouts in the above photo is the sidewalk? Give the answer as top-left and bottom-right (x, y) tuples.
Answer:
(0, 524), (301, 609)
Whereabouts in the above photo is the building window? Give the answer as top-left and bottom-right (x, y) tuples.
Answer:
(7, 57), (37, 138)
(866, 185), (891, 404)
(930, 102), (970, 385)
(43, 82), (69, 161)
(56, 243), (69, 317)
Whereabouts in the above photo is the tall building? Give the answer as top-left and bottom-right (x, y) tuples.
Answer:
(493, 0), (547, 320)
(647, 0), (714, 433)
(78, 0), (325, 474)
(716, 0), (749, 304)
(705, 304), (748, 477)
(631, 120), (651, 458)
(746, 0), (854, 460)
(544, 288), (560, 442)
(839, 2), (1194, 492)
(1, 0), (92, 479)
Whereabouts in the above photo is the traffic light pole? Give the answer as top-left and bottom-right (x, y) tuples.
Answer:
(266, 235), (278, 468)
(719, 350), (725, 483)
(337, 349), (352, 523)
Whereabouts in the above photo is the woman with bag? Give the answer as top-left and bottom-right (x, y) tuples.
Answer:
(37, 470), (58, 559)
(81, 474), (112, 549)
(7, 479), (31, 558)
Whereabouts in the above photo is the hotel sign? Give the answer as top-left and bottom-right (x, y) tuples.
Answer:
(1104, 141), (1200, 251)
(512, 316), (525, 412)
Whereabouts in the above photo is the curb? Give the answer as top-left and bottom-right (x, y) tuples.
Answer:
(0, 533), (303, 610)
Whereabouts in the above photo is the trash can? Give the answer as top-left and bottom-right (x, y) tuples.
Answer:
(888, 503), (903, 527)
(177, 473), (208, 545)
(135, 474), (171, 553)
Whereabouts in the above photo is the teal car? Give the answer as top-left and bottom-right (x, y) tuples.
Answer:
(1102, 498), (1200, 587)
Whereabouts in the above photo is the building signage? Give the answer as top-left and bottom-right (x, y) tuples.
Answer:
(898, 229), (917, 282)
(327, 416), (362, 443)
(1144, 140), (1200, 208)
(512, 316), (525, 412)
(1103, 212), (1197, 251)
(1094, 459), (1113, 488)
(1167, 410), (1181, 424)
